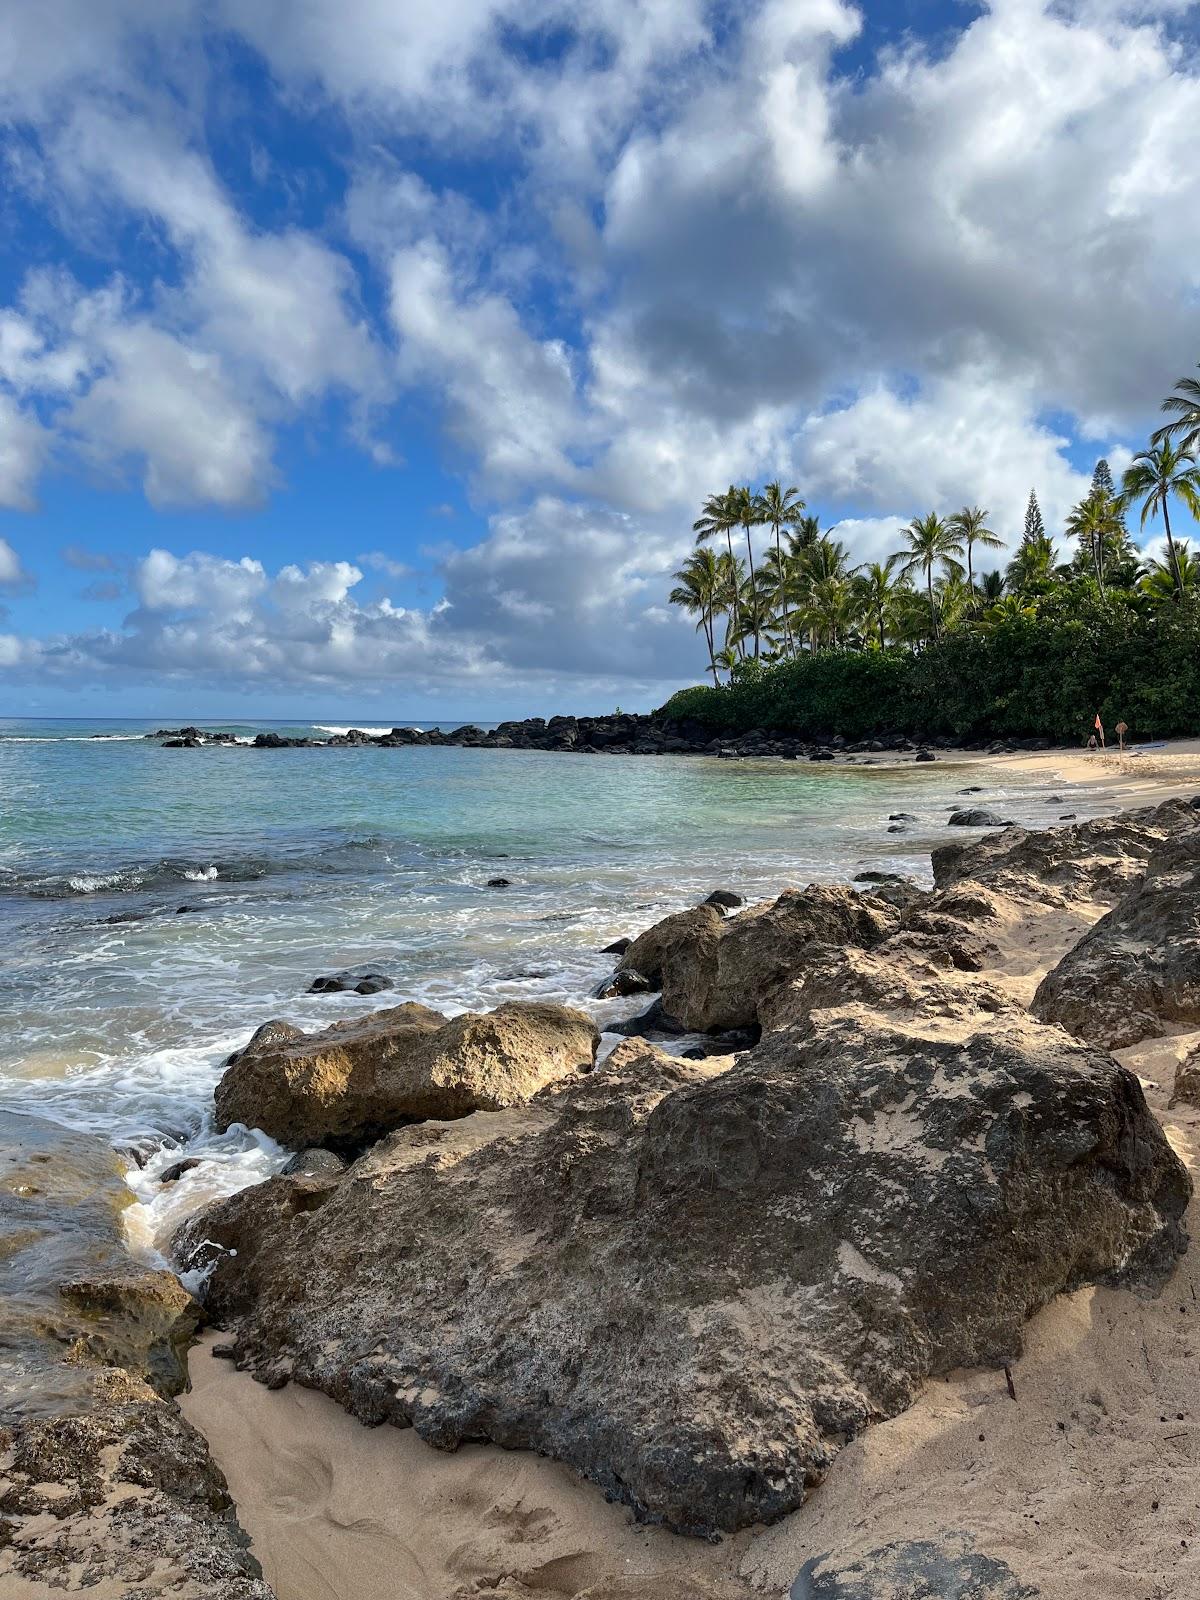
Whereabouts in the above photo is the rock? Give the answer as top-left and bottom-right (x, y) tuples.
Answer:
(618, 904), (725, 987)
(914, 749), (936, 762)
(655, 884), (900, 1032)
(0, 1111), (271, 1597)
(957, 786), (985, 794)
(213, 1001), (600, 1149)
(487, 876), (513, 888)
(1032, 822), (1200, 1049)
(792, 1536), (1039, 1598)
(600, 937), (632, 955)
(1171, 1046), (1200, 1108)
(851, 872), (926, 912)
(886, 825), (906, 834)
(160, 1157), (203, 1184)
(57, 1269), (200, 1399)
(308, 971), (394, 996)
(889, 812), (919, 822)
(607, 998), (689, 1038)
(932, 799), (1195, 902)
(179, 1019), (1187, 1539)
(703, 889), (745, 910)
(947, 808), (1010, 827)
(594, 969), (656, 1000)
(280, 1148), (348, 1179)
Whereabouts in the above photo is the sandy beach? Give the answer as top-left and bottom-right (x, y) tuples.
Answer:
(176, 744), (1200, 1600)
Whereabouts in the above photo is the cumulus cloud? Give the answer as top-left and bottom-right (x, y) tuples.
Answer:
(1, 1), (1199, 700)
(0, 536), (32, 590)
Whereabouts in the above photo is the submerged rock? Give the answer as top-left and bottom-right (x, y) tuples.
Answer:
(947, 808), (1010, 828)
(308, 971), (393, 996)
(214, 1000), (600, 1149)
(1032, 821), (1200, 1049)
(178, 1019), (1187, 1538)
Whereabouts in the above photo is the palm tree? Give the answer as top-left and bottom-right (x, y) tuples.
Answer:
(1154, 363), (1200, 454)
(668, 549), (723, 686)
(1121, 441), (1200, 600)
(712, 644), (739, 682)
(898, 513), (963, 640)
(759, 481), (805, 656)
(1141, 540), (1200, 602)
(1005, 532), (1057, 597)
(852, 556), (904, 650)
(788, 514), (823, 556)
(948, 506), (1003, 600)
(978, 569), (1004, 605)
(1064, 490), (1122, 595)
(728, 486), (765, 656)
(978, 594), (1038, 631)
(693, 488), (742, 643)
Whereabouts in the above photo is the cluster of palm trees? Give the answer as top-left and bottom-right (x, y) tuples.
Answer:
(669, 365), (1200, 684)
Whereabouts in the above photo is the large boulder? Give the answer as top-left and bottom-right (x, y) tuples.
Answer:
(793, 1537), (1038, 1599)
(214, 1000), (600, 1149)
(932, 800), (1196, 902)
(177, 1018), (1187, 1539)
(618, 904), (725, 985)
(658, 885), (900, 1031)
(1032, 822), (1200, 1049)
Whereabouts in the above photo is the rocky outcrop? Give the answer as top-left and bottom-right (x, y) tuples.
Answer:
(177, 1017), (1187, 1539)
(1032, 821), (1200, 1049)
(214, 1000), (600, 1149)
(308, 970), (393, 995)
(621, 886), (899, 1032)
(0, 1111), (272, 1598)
(932, 799), (1197, 902)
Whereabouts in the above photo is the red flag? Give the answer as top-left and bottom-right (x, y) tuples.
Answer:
(1094, 714), (1103, 730)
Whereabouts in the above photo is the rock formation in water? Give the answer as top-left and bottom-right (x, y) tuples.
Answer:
(0, 1111), (273, 1598)
(214, 1000), (601, 1150)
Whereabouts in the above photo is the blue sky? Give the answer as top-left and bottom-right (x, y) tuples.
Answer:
(0, 0), (1198, 718)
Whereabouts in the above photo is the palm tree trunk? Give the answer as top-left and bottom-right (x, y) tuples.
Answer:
(967, 541), (974, 603)
(877, 605), (885, 652)
(744, 525), (759, 658)
(704, 606), (718, 687)
(775, 524), (793, 660)
(1163, 496), (1184, 599)
(927, 567), (937, 642)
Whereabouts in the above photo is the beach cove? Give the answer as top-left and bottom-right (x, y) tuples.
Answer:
(2, 732), (1199, 1599)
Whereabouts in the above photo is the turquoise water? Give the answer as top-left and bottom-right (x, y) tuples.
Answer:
(0, 716), (1088, 1256)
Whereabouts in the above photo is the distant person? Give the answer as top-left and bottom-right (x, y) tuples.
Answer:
(1086, 734), (1098, 751)
(1116, 719), (1128, 752)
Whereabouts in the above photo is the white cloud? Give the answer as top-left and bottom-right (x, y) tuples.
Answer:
(137, 551), (267, 615)
(0, 536), (31, 588)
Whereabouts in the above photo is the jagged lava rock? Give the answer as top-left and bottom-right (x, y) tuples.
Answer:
(214, 1000), (599, 1149)
(617, 903), (725, 986)
(1032, 821), (1200, 1049)
(932, 799), (1197, 902)
(177, 1020), (1187, 1538)
(647, 884), (900, 1031)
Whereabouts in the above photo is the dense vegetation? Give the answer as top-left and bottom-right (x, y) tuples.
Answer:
(660, 365), (1200, 743)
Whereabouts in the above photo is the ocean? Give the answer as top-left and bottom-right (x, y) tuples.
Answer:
(0, 716), (1096, 1263)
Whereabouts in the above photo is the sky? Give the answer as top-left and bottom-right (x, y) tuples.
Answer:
(0, 0), (1197, 720)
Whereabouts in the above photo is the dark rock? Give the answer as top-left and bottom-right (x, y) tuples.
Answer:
(308, 971), (394, 996)
(180, 1017), (1188, 1539)
(792, 1536), (1039, 1598)
(915, 749), (936, 762)
(486, 876), (513, 888)
(606, 998), (689, 1038)
(703, 889), (745, 911)
(600, 937), (632, 956)
(160, 1158), (203, 1185)
(594, 969), (656, 1000)
(889, 813), (919, 822)
(947, 809), (1009, 828)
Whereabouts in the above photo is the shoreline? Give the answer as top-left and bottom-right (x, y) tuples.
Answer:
(175, 765), (1199, 1600)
